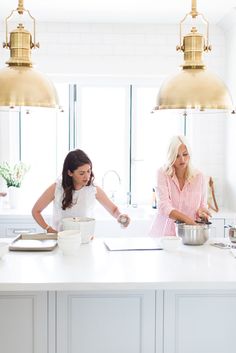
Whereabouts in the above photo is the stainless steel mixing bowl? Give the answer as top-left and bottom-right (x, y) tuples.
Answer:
(175, 222), (211, 245)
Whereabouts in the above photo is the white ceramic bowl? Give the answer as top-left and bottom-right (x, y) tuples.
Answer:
(0, 242), (9, 259)
(62, 217), (95, 244)
(160, 236), (181, 251)
(57, 230), (81, 256)
(58, 238), (81, 256)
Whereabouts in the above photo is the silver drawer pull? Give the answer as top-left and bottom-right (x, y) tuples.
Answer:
(13, 229), (35, 234)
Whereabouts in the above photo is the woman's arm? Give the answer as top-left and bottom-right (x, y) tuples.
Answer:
(95, 186), (130, 227)
(169, 209), (196, 225)
(32, 183), (57, 233)
(157, 169), (175, 217)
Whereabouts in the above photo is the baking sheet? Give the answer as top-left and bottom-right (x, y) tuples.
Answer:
(104, 237), (163, 251)
(9, 233), (58, 251)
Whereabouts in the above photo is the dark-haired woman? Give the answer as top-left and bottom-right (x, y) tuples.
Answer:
(32, 149), (130, 233)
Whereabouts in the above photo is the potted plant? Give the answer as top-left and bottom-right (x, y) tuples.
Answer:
(0, 161), (30, 208)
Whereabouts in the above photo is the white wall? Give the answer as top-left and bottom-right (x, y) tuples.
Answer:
(0, 22), (226, 80)
(0, 21), (232, 208)
(220, 11), (236, 210)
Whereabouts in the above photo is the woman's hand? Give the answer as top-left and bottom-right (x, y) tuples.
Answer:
(46, 226), (57, 234)
(117, 214), (130, 228)
(185, 219), (197, 225)
(196, 207), (212, 221)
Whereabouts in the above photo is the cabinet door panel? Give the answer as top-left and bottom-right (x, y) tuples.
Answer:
(57, 291), (155, 353)
(164, 290), (236, 353)
(0, 292), (48, 353)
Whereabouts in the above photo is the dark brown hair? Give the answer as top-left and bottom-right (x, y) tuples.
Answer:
(61, 149), (94, 210)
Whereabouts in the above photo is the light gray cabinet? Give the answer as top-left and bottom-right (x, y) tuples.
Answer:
(163, 290), (236, 353)
(56, 291), (156, 353)
(2, 289), (236, 353)
(0, 292), (48, 353)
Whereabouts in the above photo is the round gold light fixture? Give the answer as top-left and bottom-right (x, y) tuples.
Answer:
(0, 0), (59, 109)
(0, 66), (58, 108)
(156, 68), (233, 111)
(155, 0), (234, 112)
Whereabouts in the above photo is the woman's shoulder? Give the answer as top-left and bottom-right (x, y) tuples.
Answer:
(193, 169), (205, 178)
(158, 166), (170, 177)
(191, 170), (206, 183)
(55, 177), (63, 190)
(81, 184), (97, 194)
(158, 166), (165, 173)
(157, 167), (172, 184)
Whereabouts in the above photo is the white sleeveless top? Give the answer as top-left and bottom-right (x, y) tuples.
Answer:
(52, 179), (97, 231)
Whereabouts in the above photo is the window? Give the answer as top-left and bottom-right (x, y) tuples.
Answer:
(0, 82), (186, 209)
(0, 84), (69, 208)
(75, 85), (130, 204)
(131, 87), (185, 205)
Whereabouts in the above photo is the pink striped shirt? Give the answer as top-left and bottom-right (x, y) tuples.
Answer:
(149, 167), (207, 237)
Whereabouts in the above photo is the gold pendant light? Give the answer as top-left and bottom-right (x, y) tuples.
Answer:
(0, 0), (58, 108)
(155, 0), (233, 112)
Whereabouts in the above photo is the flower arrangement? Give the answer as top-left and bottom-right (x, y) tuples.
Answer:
(0, 161), (30, 188)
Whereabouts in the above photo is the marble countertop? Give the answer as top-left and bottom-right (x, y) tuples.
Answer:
(1, 237), (236, 291)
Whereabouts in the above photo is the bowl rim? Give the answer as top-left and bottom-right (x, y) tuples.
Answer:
(62, 217), (95, 223)
(175, 224), (210, 229)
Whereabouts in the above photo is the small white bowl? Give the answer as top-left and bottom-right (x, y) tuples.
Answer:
(57, 230), (81, 256)
(58, 238), (81, 256)
(0, 242), (9, 259)
(160, 236), (181, 251)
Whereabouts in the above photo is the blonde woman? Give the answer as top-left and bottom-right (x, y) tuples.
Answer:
(149, 135), (211, 237)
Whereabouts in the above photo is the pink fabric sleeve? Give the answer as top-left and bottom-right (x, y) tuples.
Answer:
(157, 168), (175, 217)
(200, 173), (208, 209)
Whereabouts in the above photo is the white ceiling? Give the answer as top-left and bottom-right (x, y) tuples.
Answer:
(1, 0), (236, 24)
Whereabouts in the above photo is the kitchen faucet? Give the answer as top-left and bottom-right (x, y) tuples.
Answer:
(102, 170), (121, 202)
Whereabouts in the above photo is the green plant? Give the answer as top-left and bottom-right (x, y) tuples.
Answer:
(0, 161), (30, 188)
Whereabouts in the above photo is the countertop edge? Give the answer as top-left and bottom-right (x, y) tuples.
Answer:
(1, 281), (236, 291)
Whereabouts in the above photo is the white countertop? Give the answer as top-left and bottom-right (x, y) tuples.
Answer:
(1, 237), (236, 291)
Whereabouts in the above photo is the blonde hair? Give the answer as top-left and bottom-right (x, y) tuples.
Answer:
(164, 135), (196, 180)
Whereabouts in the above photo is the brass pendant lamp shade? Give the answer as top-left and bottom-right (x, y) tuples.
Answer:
(0, 67), (59, 108)
(0, 1), (59, 108)
(156, 68), (233, 111)
(155, 0), (233, 112)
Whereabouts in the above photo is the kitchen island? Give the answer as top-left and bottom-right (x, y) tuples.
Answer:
(1, 238), (236, 353)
